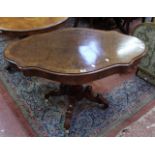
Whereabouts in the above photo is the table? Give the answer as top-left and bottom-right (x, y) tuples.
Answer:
(4, 28), (146, 130)
(0, 17), (68, 36)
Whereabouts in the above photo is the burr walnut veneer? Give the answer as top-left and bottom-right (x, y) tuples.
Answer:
(4, 28), (146, 131)
(0, 17), (68, 36)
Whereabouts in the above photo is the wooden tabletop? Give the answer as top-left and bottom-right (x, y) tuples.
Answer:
(0, 17), (68, 32)
(4, 28), (146, 85)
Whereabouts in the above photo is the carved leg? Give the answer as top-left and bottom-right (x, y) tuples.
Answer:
(84, 86), (109, 109)
(45, 89), (63, 99)
(45, 84), (69, 99)
(64, 96), (76, 130)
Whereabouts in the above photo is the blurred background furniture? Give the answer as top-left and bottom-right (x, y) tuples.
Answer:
(142, 17), (154, 23)
(133, 23), (155, 85)
(74, 17), (142, 34)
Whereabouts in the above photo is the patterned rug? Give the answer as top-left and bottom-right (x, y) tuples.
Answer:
(1, 29), (155, 136)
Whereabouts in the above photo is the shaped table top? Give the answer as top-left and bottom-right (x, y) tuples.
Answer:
(4, 28), (146, 84)
(0, 17), (68, 32)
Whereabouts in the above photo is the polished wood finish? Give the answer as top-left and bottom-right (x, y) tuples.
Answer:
(5, 28), (146, 85)
(0, 17), (68, 37)
(0, 17), (68, 32)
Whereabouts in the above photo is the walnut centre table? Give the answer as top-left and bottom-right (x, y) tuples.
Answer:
(4, 28), (146, 130)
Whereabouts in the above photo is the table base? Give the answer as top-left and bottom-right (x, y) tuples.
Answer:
(45, 84), (109, 130)
(5, 64), (109, 130)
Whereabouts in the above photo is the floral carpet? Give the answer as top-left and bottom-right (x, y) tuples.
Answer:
(0, 28), (155, 136)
